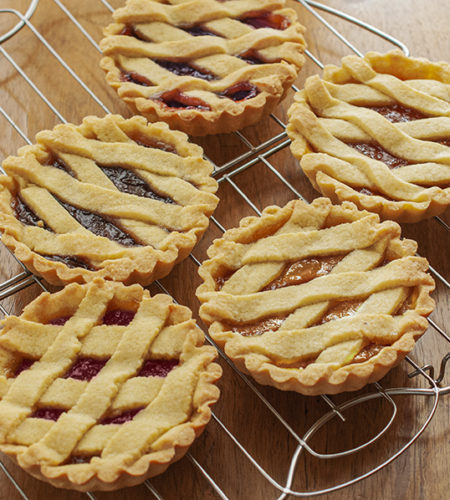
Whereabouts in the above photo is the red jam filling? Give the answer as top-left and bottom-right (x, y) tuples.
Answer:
(241, 11), (290, 30)
(102, 309), (135, 326)
(238, 49), (264, 65)
(263, 255), (344, 291)
(65, 358), (107, 381)
(120, 71), (153, 87)
(348, 142), (409, 169)
(14, 358), (34, 376)
(138, 359), (178, 377)
(32, 408), (65, 421)
(368, 104), (428, 123)
(220, 82), (259, 101)
(156, 89), (211, 110)
(155, 60), (217, 81)
(98, 166), (175, 204)
(128, 133), (177, 153)
(55, 197), (139, 247)
(102, 407), (144, 425)
(119, 24), (148, 41)
(49, 316), (71, 325)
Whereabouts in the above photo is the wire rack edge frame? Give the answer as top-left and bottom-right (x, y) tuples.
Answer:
(0, 1), (448, 499)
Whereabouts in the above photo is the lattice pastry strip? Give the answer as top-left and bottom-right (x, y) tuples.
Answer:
(197, 198), (435, 395)
(0, 280), (221, 491)
(287, 51), (450, 222)
(0, 115), (218, 285)
(100, 0), (306, 135)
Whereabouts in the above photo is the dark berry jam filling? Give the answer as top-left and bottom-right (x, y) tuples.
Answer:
(138, 359), (178, 377)
(14, 358), (34, 376)
(55, 197), (139, 247)
(348, 142), (409, 169)
(65, 358), (107, 381)
(43, 254), (96, 271)
(220, 82), (259, 101)
(184, 25), (220, 37)
(120, 71), (153, 87)
(156, 89), (211, 110)
(32, 407), (65, 421)
(155, 60), (217, 81)
(102, 407), (144, 425)
(12, 196), (49, 229)
(99, 166), (175, 204)
(240, 11), (290, 30)
(102, 309), (136, 326)
(49, 316), (71, 326)
(45, 156), (75, 177)
(368, 104), (428, 123)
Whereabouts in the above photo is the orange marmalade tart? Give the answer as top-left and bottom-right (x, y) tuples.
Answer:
(0, 115), (218, 285)
(0, 279), (221, 491)
(196, 198), (435, 395)
(100, 0), (306, 135)
(287, 51), (450, 222)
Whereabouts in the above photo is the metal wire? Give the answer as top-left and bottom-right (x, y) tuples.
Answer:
(0, 1), (448, 499)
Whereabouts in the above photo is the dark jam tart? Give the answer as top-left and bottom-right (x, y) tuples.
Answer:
(287, 50), (450, 223)
(0, 280), (221, 491)
(100, 0), (306, 135)
(0, 114), (218, 285)
(197, 198), (435, 395)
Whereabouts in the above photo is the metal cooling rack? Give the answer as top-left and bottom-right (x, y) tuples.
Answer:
(0, 1), (448, 498)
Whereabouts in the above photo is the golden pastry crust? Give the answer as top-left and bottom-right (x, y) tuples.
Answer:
(0, 279), (222, 491)
(100, 0), (306, 136)
(287, 51), (450, 223)
(0, 115), (218, 285)
(196, 198), (435, 395)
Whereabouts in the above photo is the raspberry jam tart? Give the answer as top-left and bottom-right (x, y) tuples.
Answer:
(0, 279), (221, 491)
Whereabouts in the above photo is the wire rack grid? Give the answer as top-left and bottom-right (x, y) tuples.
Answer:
(0, 1), (448, 499)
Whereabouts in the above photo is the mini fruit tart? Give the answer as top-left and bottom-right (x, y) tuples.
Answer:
(0, 279), (221, 491)
(0, 115), (218, 285)
(196, 198), (435, 395)
(287, 51), (450, 223)
(100, 0), (306, 136)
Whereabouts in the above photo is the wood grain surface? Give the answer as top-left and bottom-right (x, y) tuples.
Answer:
(0, 1), (448, 499)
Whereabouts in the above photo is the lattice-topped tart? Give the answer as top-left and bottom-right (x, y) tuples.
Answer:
(0, 279), (221, 491)
(196, 198), (435, 395)
(287, 51), (450, 222)
(100, 0), (306, 136)
(0, 115), (218, 285)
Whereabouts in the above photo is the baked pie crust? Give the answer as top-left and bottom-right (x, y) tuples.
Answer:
(287, 51), (450, 222)
(100, 0), (306, 136)
(196, 198), (435, 395)
(0, 115), (218, 285)
(0, 279), (221, 491)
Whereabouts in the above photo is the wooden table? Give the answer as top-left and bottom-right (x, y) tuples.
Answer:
(0, 1), (448, 499)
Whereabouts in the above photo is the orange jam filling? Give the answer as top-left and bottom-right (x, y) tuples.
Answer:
(229, 315), (286, 337)
(263, 255), (344, 291)
(352, 343), (386, 363)
(319, 299), (364, 324)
